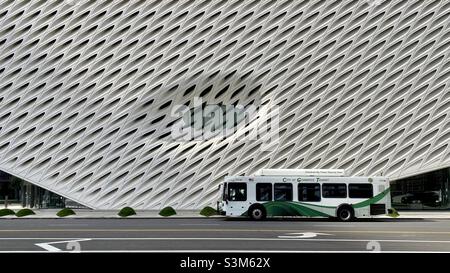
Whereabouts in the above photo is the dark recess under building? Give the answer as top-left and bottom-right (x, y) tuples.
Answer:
(391, 167), (450, 210)
(0, 171), (84, 209)
(1, 168), (449, 210)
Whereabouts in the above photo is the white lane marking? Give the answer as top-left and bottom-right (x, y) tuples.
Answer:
(1, 229), (450, 234)
(48, 224), (89, 227)
(35, 239), (91, 252)
(0, 238), (84, 240)
(1, 250), (450, 253)
(6, 237), (450, 244)
(75, 238), (450, 244)
(179, 224), (221, 226)
(278, 232), (332, 239)
(34, 243), (61, 252)
(313, 224), (357, 227)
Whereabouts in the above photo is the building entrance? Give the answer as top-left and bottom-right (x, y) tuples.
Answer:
(391, 168), (450, 210)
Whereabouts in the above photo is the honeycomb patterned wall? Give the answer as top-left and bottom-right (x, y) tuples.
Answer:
(0, 0), (450, 209)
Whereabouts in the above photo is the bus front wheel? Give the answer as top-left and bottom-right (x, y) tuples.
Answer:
(336, 205), (354, 222)
(248, 205), (267, 221)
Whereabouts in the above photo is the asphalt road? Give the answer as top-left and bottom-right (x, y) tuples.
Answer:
(0, 218), (449, 252)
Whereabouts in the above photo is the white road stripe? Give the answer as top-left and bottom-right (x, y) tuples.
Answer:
(0, 238), (84, 240)
(35, 239), (92, 252)
(0, 250), (449, 253)
(0, 237), (448, 244)
(87, 238), (450, 244)
(313, 225), (357, 227)
(34, 243), (62, 252)
(0, 229), (449, 234)
(179, 224), (221, 226)
(278, 232), (332, 238)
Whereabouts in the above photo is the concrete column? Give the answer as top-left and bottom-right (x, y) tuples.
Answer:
(21, 183), (26, 208)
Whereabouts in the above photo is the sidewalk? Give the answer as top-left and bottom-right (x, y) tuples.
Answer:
(2, 208), (450, 219)
(388, 211), (450, 219)
(0, 209), (211, 219)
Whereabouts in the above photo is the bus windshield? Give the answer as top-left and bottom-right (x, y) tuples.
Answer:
(220, 182), (227, 201)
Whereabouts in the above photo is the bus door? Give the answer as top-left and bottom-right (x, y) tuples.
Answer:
(226, 182), (248, 216)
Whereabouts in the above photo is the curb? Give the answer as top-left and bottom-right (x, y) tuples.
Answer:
(1, 216), (450, 220)
(0, 216), (225, 219)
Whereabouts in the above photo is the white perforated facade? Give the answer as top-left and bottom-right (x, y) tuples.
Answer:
(0, 0), (449, 209)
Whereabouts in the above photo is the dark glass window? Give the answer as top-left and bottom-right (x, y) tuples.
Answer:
(349, 184), (373, 198)
(274, 183), (293, 201)
(390, 167), (450, 210)
(222, 182), (227, 201)
(322, 183), (347, 198)
(298, 183), (321, 202)
(228, 183), (247, 201)
(256, 183), (272, 201)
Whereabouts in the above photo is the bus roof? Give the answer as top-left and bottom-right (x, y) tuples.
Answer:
(253, 169), (346, 177)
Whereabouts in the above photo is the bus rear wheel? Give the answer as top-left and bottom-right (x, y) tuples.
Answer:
(248, 205), (266, 221)
(337, 206), (354, 222)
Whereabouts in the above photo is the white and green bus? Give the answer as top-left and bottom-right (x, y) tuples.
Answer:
(217, 169), (392, 221)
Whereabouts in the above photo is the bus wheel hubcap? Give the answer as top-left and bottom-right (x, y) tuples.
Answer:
(253, 209), (261, 218)
(340, 210), (350, 220)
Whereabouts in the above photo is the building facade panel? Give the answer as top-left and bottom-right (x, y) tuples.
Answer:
(0, 0), (449, 209)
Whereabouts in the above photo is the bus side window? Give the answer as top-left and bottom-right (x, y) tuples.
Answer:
(322, 183), (347, 198)
(228, 183), (247, 201)
(349, 184), (373, 198)
(274, 183), (293, 201)
(298, 183), (321, 201)
(256, 183), (272, 201)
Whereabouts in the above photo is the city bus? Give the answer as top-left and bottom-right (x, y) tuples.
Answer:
(217, 169), (392, 221)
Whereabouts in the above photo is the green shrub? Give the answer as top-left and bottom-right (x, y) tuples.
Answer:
(15, 209), (35, 217)
(0, 209), (15, 217)
(159, 206), (176, 217)
(388, 208), (400, 218)
(57, 208), (76, 217)
(200, 206), (218, 217)
(118, 207), (136, 217)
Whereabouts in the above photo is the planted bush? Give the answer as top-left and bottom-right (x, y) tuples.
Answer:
(388, 208), (400, 218)
(15, 208), (35, 217)
(159, 206), (176, 217)
(199, 206), (218, 217)
(57, 208), (76, 217)
(118, 207), (136, 217)
(0, 209), (15, 217)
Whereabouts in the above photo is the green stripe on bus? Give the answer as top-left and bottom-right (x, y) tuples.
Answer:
(262, 201), (332, 217)
(352, 188), (390, 209)
(242, 187), (390, 217)
(297, 202), (335, 209)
